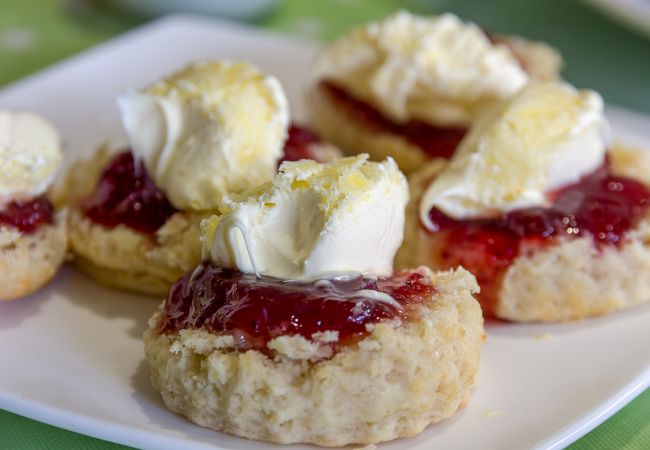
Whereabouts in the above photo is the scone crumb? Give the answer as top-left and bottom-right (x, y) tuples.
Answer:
(178, 329), (235, 354)
(156, 213), (190, 240)
(533, 333), (553, 341)
(483, 410), (504, 418)
(267, 334), (333, 360)
(311, 330), (339, 343)
(0, 228), (21, 247)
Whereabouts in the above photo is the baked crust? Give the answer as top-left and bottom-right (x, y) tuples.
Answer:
(0, 210), (67, 300)
(143, 267), (484, 446)
(398, 145), (650, 322)
(307, 38), (562, 173)
(61, 147), (204, 296)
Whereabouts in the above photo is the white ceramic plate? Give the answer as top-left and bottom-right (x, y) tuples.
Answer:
(582, 0), (650, 38)
(0, 15), (649, 450)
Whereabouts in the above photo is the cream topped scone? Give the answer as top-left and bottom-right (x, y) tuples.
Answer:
(144, 155), (484, 446)
(307, 10), (563, 172)
(0, 110), (67, 300)
(399, 81), (650, 322)
(63, 60), (339, 296)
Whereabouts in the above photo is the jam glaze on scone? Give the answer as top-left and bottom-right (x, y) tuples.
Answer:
(307, 11), (562, 173)
(398, 81), (650, 322)
(63, 61), (339, 296)
(144, 155), (484, 446)
(0, 110), (67, 300)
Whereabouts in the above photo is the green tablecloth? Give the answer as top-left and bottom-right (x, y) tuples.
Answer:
(1, 0), (649, 448)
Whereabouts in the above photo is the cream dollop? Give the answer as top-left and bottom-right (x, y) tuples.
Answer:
(310, 11), (528, 127)
(0, 110), (62, 205)
(420, 81), (609, 227)
(201, 155), (409, 280)
(118, 60), (289, 210)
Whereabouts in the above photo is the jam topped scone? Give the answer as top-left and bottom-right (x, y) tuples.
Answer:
(399, 81), (650, 322)
(0, 110), (67, 300)
(63, 60), (295, 295)
(307, 11), (562, 172)
(63, 60), (342, 296)
(144, 155), (484, 446)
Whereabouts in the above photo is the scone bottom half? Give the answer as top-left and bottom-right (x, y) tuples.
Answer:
(143, 153), (485, 446)
(144, 264), (484, 447)
(400, 146), (650, 322)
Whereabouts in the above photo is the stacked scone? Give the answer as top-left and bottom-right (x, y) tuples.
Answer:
(0, 110), (67, 300)
(307, 11), (563, 172)
(398, 81), (650, 322)
(62, 60), (338, 296)
(144, 155), (484, 446)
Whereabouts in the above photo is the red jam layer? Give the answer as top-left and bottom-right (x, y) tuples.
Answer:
(320, 80), (466, 159)
(159, 265), (436, 352)
(425, 164), (650, 315)
(0, 196), (54, 234)
(280, 124), (324, 164)
(81, 151), (177, 235)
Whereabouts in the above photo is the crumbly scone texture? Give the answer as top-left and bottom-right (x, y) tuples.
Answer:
(61, 147), (205, 296)
(0, 210), (67, 300)
(143, 267), (484, 447)
(307, 38), (562, 173)
(397, 145), (650, 322)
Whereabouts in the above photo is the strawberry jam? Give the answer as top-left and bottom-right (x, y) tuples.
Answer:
(320, 80), (466, 159)
(425, 164), (650, 314)
(0, 196), (53, 234)
(280, 124), (324, 164)
(81, 151), (177, 235)
(159, 264), (436, 352)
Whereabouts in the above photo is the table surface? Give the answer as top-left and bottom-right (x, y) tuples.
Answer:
(1, 0), (649, 449)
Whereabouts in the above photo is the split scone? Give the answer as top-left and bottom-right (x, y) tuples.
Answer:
(144, 155), (484, 446)
(307, 11), (563, 173)
(398, 81), (650, 322)
(63, 60), (339, 296)
(0, 110), (67, 300)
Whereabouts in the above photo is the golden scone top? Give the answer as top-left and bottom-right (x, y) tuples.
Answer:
(309, 10), (528, 127)
(0, 110), (62, 205)
(118, 60), (289, 211)
(420, 81), (609, 226)
(201, 155), (409, 280)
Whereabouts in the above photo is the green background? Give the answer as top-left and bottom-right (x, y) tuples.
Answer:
(1, 0), (649, 448)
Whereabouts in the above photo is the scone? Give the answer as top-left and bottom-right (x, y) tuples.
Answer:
(144, 155), (484, 446)
(63, 61), (339, 296)
(398, 81), (650, 322)
(307, 11), (563, 173)
(0, 110), (67, 300)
